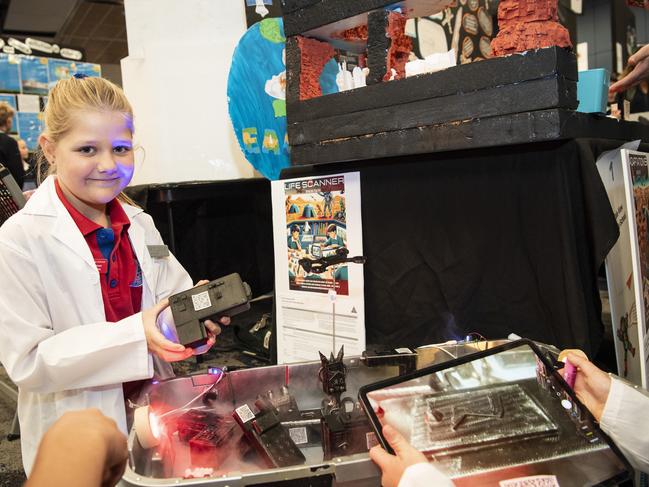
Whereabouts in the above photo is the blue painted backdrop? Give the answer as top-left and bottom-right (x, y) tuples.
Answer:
(228, 18), (289, 180)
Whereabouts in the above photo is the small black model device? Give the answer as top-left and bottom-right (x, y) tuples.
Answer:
(169, 273), (252, 349)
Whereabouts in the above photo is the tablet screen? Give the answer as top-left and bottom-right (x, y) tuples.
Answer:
(359, 340), (630, 486)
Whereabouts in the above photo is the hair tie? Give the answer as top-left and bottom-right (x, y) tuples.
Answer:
(73, 73), (88, 80)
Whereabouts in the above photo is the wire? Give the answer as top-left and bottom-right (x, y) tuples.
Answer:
(427, 345), (458, 360)
(467, 332), (487, 341)
(158, 371), (225, 420)
(158, 385), (213, 420)
(249, 292), (274, 303)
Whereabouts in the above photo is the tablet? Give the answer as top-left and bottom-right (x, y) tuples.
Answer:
(358, 339), (631, 486)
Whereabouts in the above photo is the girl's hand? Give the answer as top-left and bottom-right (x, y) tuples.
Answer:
(369, 424), (428, 487)
(142, 299), (193, 362)
(560, 353), (612, 422)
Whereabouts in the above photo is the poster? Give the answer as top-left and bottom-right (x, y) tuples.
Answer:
(0, 54), (21, 93)
(48, 59), (101, 88)
(597, 148), (649, 388)
(75, 62), (101, 78)
(47, 59), (73, 88)
(272, 172), (365, 363)
(17, 94), (40, 113)
(20, 56), (49, 95)
(17, 112), (44, 152)
(0, 93), (17, 111)
(627, 151), (649, 369)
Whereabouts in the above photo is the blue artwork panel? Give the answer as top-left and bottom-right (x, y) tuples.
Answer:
(17, 112), (44, 151)
(228, 17), (289, 180)
(21, 56), (49, 95)
(48, 60), (102, 89)
(0, 54), (21, 93)
(0, 94), (17, 111)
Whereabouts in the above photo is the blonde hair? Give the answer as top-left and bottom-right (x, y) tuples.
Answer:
(37, 76), (138, 206)
(0, 101), (14, 129)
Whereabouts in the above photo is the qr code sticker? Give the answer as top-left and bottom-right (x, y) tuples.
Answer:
(499, 475), (560, 487)
(289, 427), (308, 445)
(366, 432), (378, 449)
(191, 291), (212, 311)
(235, 404), (255, 423)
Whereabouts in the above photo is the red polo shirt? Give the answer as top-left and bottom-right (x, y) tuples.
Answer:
(55, 179), (143, 321)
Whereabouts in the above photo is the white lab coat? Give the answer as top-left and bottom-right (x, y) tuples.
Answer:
(0, 176), (192, 475)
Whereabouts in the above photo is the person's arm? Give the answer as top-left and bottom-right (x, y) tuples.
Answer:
(26, 409), (128, 487)
(564, 353), (649, 474)
(610, 44), (649, 93)
(600, 377), (649, 474)
(0, 237), (190, 394)
(369, 424), (455, 487)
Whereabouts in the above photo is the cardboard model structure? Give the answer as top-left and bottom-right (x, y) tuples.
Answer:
(491, 0), (572, 57)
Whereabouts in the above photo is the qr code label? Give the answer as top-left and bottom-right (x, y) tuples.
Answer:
(235, 404), (255, 423)
(366, 432), (378, 449)
(191, 291), (212, 311)
(499, 475), (560, 487)
(289, 427), (308, 445)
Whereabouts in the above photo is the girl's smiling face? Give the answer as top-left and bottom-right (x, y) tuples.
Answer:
(42, 110), (134, 219)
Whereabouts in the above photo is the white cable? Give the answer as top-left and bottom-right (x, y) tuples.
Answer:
(158, 384), (213, 420)
(427, 345), (458, 360)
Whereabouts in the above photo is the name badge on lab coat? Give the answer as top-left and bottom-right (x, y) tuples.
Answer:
(147, 245), (170, 258)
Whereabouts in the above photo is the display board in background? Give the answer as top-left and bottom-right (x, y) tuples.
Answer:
(0, 53), (100, 151)
(0, 54), (20, 93)
(597, 148), (649, 388)
(47, 59), (101, 89)
(0, 53), (101, 96)
(20, 56), (49, 95)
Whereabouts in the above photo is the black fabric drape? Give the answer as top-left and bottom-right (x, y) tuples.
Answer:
(358, 140), (618, 356)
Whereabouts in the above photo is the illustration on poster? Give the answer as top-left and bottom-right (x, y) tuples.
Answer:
(284, 176), (349, 295)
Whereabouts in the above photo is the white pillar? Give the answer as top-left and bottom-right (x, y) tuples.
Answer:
(121, 0), (253, 184)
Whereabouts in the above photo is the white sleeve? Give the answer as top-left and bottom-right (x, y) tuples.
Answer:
(398, 463), (455, 487)
(600, 376), (649, 474)
(0, 241), (153, 394)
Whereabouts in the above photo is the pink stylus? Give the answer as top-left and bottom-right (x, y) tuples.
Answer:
(564, 358), (577, 388)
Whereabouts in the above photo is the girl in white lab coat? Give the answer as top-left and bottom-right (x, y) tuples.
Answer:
(0, 75), (223, 475)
